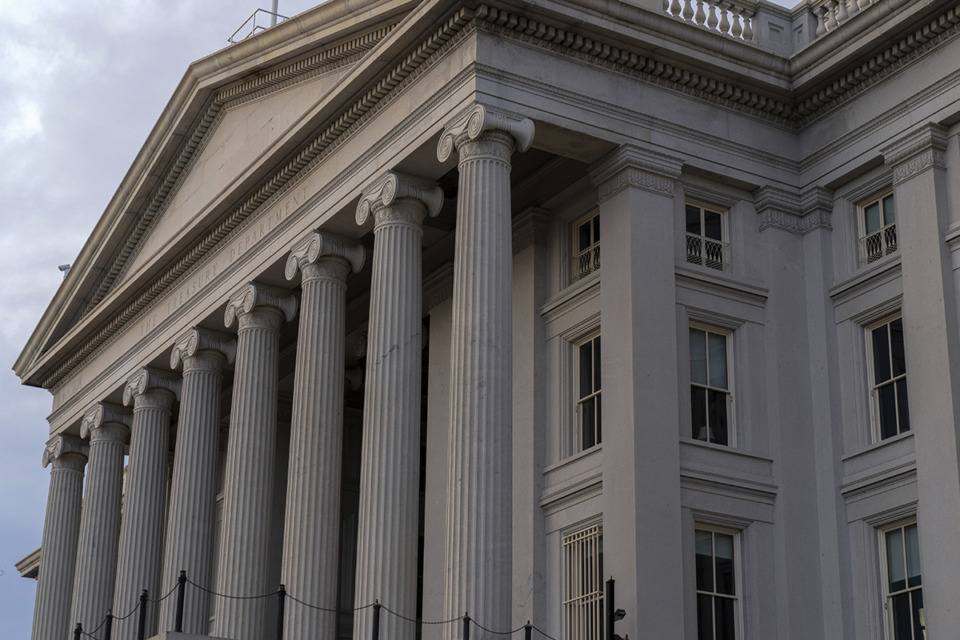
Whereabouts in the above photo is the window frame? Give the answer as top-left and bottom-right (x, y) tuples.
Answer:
(685, 201), (730, 272)
(857, 191), (898, 267)
(694, 524), (742, 640)
(562, 521), (604, 640)
(572, 209), (601, 282)
(689, 323), (735, 447)
(879, 520), (925, 640)
(865, 314), (910, 442)
(567, 330), (602, 459)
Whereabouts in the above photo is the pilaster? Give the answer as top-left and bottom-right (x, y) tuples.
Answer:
(32, 434), (86, 640)
(213, 283), (297, 640)
(282, 231), (363, 640)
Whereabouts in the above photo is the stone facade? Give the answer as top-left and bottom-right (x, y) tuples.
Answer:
(15, 1), (960, 639)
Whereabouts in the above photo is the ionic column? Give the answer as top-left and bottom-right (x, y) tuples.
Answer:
(436, 104), (534, 634)
(213, 283), (297, 640)
(71, 403), (130, 634)
(113, 368), (180, 639)
(158, 329), (236, 634)
(32, 435), (87, 640)
(281, 231), (364, 639)
(352, 172), (442, 640)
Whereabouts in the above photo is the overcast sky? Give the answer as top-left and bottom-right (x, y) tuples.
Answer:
(0, 0), (798, 636)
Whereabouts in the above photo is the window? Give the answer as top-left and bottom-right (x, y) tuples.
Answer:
(869, 316), (910, 440)
(690, 326), (731, 446)
(563, 523), (603, 640)
(686, 204), (728, 271)
(573, 211), (600, 280)
(573, 334), (602, 455)
(883, 522), (924, 640)
(695, 527), (739, 640)
(859, 193), (897, 266)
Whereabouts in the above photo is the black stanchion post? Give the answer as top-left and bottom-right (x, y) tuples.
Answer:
(104, 610), (114, 640)
(463, 612), (471, 640)
(73, 623), (82, 640)
(175, 570), (187, 633)
(276, 585), (286, 640)
(137, 589), (148, 640)
(525, 621), (532, 640)
(605, 578), (615, 640)
(372, 600), (381, 640)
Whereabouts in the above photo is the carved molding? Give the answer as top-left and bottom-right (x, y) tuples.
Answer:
(285, 230), (365, 282)
(170, 327), (237, 370)
(224, 282), (298, 329)
(356, 170), (443, 227)
(512, 207), (552, 254)
(42, 434), (87, 470)
(590, 144), (683, 199)
(80, 402), (131, 442)
(437, 103), (535, 162)
(755, 185), (834, 235)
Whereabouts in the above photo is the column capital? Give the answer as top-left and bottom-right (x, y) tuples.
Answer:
(80, 402), (131, 442)
(42, 434), (87, 470)
(123, 367), (181, 409)
(589, 144), (683, 200)
(356, 171), (444, 228)
(882, 123), (948, 185)
(224, 282), (298, 329)
(171, 327), (237, 371)
(285, 231), (365, 282)
(437, 104), (534, 162)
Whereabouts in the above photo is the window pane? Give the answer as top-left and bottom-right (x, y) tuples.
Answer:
(578, 220), (592, 252)
(581, 398), (596, 451)
(696, 594), (713, 640)
(691, 329), (707, 385)
(890, 318), (906, 377)
(687, 205), (703, 235)
(708, 332), (727, 389)
(864, 202), (881, 234)
(593, 336), (602, 392)
(883, 195), (896, 226)
(886, 528), (906, 592)
(891, 592), (912, 640)
(715, 597), (735, 640)
(873, 324), (891, 383)
(695, 530), (713, 591)
(905, 524), (921, 588)
(879, 384), (898, 440)
(704, 211), (723, 241)
(708, 390), (728, 446)
(896, 380), (910, 434)
(692, 387), (707, 441)
(714, 533), (735, 595)
(580, 342), (593, 398)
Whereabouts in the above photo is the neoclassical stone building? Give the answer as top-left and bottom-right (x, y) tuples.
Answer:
(16, 0), (960, 639)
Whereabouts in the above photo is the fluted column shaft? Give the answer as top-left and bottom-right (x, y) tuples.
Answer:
(437, 106), (533, 636)
(353, 172), (441, 640)
(159, 329), (234, 634)
(282, 232), (362, 639)
(213, 283), (296, 640)
(32, 435), (86, 640)
(114, 369), (178, 640)
(71, 405), (129, 634)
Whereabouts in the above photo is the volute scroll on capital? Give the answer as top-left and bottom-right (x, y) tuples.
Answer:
(437, 104), (535, 162)
(123, 367), (182, 407)
(224, 282), (298, 329)
(355, 171), (444, 227)
(284, 231), (366, 282)
(170, 327), (238, 370)
(80, 402), (131, 442)
(41, 433), (87, 469)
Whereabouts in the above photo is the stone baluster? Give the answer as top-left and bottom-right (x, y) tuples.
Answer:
(437, 104), (534, 637)
(352, 171), (443, 640)
(113, 368), (180, 640)
(70, 403), (130, 634)
(213, 283), (297, 640)
(282, 231), (364, 640)
(158, 329), (236, 634)
(32, 435), (87, 640)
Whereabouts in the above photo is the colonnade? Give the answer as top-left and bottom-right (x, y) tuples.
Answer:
(31, 105), (534, 640)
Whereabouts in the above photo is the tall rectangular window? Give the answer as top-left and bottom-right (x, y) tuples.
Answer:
(576, 334), (602, 454)
(563, 523), (603, 640)
(690, 326), (731, 445)
(884, 522), (924, 640)
(686, 204), (728, 271)
(696, 527), (739, 640)
(573, 211), (600, 280)
(870, 317), (909, 440)
(859, 193), (897, 266)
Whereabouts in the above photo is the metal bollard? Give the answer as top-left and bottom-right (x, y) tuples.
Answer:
(276, 585), (286, 640)
(104, 610), (113, 640)
(175, 571), (187, 633)
(372, 600), (381, 640)
(463, 612), (471, 640)
(137, 590), (148, 640)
